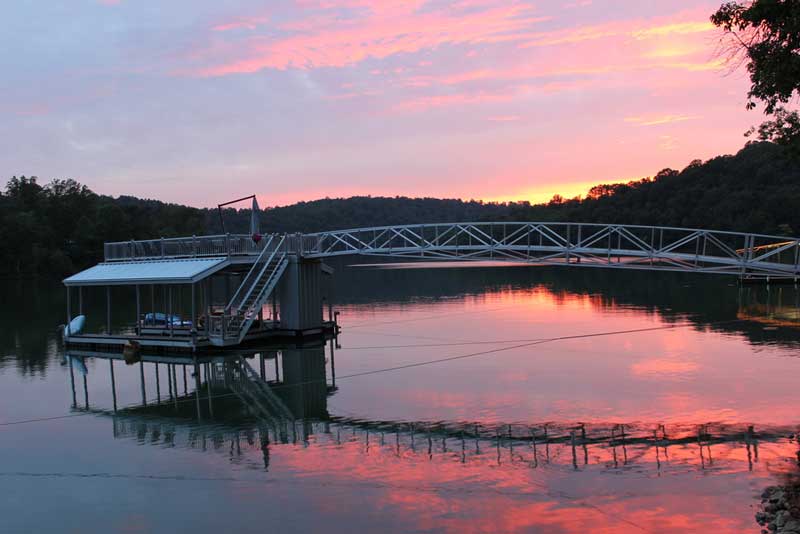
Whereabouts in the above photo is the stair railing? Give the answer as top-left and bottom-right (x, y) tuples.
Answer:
(226, 235), (282, 315)
(234, 257), (289, 342)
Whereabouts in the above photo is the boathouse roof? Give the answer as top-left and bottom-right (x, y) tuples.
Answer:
(63, 257), (230, 286)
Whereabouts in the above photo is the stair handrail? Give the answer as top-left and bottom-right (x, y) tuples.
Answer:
(225, 235), (282, 314)
(238, 357), (295, 420)
(238, 239), (286, 318)
(243, 256), (286, 314)
(234, 257), (289, 342)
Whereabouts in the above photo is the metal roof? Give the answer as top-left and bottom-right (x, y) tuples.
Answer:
(64, 258), (229, 286)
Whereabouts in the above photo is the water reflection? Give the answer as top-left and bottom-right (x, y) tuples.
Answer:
(61, 343), (800, 533)
(6, 264), (800, 533)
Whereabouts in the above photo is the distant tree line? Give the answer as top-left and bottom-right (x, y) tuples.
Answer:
(0, 177), (205, 277)
(2, 141), (798, 278)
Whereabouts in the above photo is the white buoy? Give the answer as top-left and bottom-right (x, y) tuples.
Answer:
(64, 315), (86, 338)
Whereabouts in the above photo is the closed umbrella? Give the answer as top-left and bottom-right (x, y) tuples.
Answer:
(250, 196), (262, 243)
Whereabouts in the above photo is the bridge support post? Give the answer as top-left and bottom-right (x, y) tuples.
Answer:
(278, 256), (325, 333)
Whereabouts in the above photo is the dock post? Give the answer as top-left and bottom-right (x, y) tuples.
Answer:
(581, 424), (588, 465)
(167, 363), (173, 400)
(172, 365), (178, 409)
(155, 362), (161, 403)
(140, 361), (146, 405)
(69, 357), (77, 407)
(193, 359), (202, 421)
(168, 286), (173, 337)
(78, 287), (83, 315)
(204, 278), (210, 337)
(191, 283), (196, 339)
(571, 430), (577, 469)
(65, 286), (72, 336)
(135, 285), (141, 335)
(207, 364), (214, 419)
(163, 286), (167, 333)
(329, 338), (336, 387)
(109, 359), (117, 412)
(106, 286), (111, 335)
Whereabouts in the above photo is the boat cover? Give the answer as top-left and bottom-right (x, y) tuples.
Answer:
(63, 258), (229, 286)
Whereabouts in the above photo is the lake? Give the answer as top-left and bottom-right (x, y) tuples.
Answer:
(2, 260), (800, 533)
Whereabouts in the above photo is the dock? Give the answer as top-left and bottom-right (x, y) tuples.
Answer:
(64, 233), (337, 351)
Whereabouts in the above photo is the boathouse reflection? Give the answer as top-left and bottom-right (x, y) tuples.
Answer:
(65, 336), (337, 424)
(64, 341), (800, 478)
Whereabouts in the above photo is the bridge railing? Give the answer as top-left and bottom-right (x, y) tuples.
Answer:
(302, 222), (800, 278)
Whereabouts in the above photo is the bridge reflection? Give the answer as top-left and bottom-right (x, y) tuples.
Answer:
(66, 339), (800, 477)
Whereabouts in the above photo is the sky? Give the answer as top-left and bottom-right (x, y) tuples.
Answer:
(1, 0), (758, 207)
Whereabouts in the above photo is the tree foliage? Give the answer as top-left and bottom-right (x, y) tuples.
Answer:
(0, 177), (205, 277)
(712, 0), (800, 112)
(745, 106), (800, 156)
(711, 0), (800, 148)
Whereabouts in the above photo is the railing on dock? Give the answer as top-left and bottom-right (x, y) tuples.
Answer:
(104, 233), (294, 261)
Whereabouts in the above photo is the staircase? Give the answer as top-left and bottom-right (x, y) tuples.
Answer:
(209, 235), (289, 346)
(221, 357), (295, 423)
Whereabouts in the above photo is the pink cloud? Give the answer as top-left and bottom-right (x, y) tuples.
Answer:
(518, 14), (714, 48)
(212, 16), (270, 32)
(186, 3), (549, 76)
(392, 90), (515, 112)
(487, 115), (520, 122)
(624, 114), (702, 126)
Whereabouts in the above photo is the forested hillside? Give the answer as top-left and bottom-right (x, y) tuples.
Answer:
(2, 141), (798, 277)
(508, 142), (800, 235)
(212, 196), (510, 234)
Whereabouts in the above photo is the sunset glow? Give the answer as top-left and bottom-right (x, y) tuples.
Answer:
(2, 1), (755, 207)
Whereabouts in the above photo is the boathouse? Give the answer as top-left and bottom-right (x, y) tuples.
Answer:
(63, 233), (336, 351)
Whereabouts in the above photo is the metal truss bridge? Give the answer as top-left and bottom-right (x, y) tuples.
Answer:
(106, 222), (800, 279)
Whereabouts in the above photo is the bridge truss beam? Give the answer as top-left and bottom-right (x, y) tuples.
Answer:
(304, 222), (800, 279)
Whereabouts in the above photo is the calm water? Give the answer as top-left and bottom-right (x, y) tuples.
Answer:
(2, 261), (800, 533)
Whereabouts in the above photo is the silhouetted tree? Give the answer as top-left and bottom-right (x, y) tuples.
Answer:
(712, 0), (800, 150)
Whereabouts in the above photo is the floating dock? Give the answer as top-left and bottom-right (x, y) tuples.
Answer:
(63, 233), (338, 352)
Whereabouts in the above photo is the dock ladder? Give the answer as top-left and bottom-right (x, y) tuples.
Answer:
(209, 235), (289, 346)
